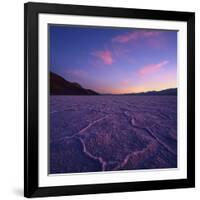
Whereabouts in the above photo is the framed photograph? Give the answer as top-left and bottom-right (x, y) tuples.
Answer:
(24, 2), (195, 198)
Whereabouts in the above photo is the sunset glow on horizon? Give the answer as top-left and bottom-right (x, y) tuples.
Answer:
(49, 25), (177, 94)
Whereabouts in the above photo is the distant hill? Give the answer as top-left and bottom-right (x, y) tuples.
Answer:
(125, 88), (177, 96)
(50, 72), (99, 95)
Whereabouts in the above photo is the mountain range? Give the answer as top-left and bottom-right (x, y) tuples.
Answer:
(50, 72), (99, 95)
(50, 71), (177, 96)
(125, 88), (177, 96)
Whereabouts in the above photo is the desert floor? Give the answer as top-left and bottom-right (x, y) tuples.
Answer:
(50, 95), (177, 174)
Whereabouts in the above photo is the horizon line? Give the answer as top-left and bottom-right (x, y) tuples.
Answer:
(50, 71), (177, 95)
(97, 87), (177, 95)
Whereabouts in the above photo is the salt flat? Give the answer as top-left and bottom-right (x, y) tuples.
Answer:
(50, 95), (177, 174)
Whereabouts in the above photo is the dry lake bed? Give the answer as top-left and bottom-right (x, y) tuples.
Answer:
(50, 95), (177, 174)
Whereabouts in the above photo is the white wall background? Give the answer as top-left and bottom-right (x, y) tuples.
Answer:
(0, 0), (199, 199)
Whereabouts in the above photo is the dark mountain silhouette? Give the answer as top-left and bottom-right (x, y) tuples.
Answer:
(125, 88), (177, 96)
(50, 72), (99, 95)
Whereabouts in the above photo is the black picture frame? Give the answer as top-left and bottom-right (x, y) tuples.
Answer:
(24, 2), (195, 198)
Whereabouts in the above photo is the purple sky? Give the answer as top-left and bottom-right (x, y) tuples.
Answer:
(49, 25), (177, 94)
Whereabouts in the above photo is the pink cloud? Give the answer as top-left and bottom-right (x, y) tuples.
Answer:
(142, 31), (161, 37)
(112, 30), (161, 43)
(138, 60), (169, 76)
(112, 31), (140, 43)
(121, 79), (130, 86)
(92, 50), (113, 65)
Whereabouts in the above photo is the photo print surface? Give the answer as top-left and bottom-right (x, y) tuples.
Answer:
(49, 25), (177, 174)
